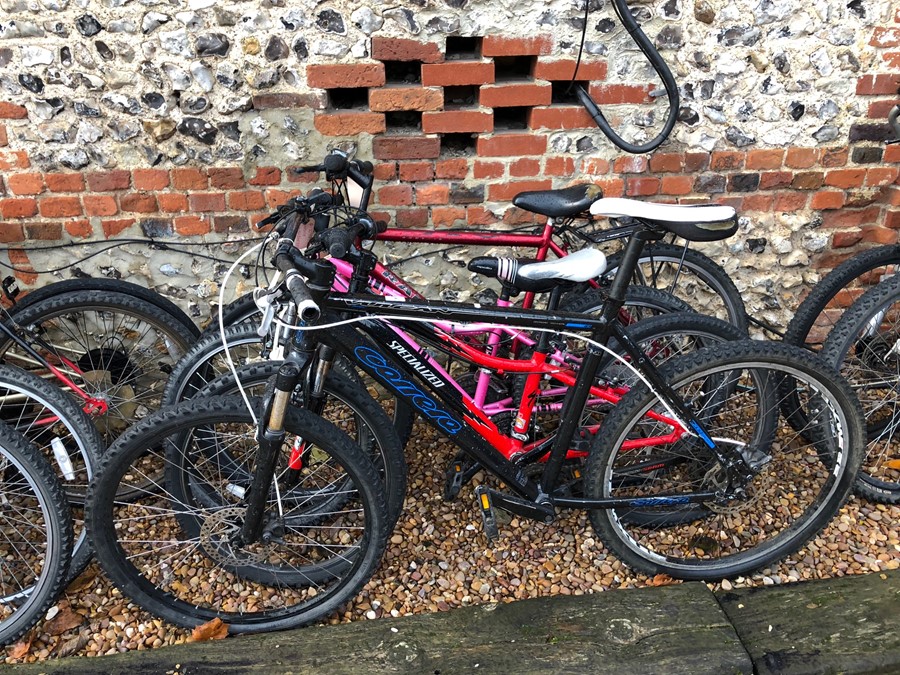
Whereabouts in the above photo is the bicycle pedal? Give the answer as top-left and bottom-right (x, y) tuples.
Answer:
(443, 456), (481, 501)
(443, 459), (466, 501)
(474, 486), (499, 541)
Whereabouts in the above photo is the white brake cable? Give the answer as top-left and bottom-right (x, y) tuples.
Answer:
(269, 312), (693, 432)
(218, 235), (276, 426)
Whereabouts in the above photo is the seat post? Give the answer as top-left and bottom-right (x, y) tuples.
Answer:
(606, 227), (654, 305)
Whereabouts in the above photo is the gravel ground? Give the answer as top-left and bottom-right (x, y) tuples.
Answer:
(4, 419), (899, 663)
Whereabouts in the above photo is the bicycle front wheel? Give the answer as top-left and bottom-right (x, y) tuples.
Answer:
(164, 323), (417, 448)
(86, 396), (389, 633)
(0, 422), (72, 647)
(9, 278), (199, 339)
(585, 341), (863, 580)
(191, 362), (408, 527)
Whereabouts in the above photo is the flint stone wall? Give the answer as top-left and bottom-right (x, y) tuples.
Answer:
(0, 0), (897, 326)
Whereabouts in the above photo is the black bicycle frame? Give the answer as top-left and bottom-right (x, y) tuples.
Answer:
(306, 292), (731, 511)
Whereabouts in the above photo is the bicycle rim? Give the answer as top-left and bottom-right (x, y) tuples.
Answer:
(587, 343), (863, 579)
(87, 396), (388, 633)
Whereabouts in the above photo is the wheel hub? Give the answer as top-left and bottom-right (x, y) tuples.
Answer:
(200, 507), (273, 566)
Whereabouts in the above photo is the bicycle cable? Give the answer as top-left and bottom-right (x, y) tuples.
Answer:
(218, 234), (276, 426)
(0, 236), (267, 275)
(574, 0), (680, 153)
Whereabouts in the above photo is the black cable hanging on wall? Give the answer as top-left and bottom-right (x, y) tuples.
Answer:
(0, 237), (266, 275)
(569, 0), (680, 154)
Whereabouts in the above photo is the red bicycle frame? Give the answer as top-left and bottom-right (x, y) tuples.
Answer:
(378, 222), (575, 308)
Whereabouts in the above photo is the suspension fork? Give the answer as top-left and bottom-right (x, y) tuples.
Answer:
(239, 347), (312, 546)
(286, 343), (336, 475)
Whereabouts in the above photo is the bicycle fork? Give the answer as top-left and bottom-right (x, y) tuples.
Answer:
(238, 352), (312, 547)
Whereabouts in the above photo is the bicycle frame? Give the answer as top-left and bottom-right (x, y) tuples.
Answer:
(294, 290), (726, 512)
(0, 317), (109, 417)
(328, 224), (660, 414)
(376, 220), (642, 305)
(330, 267), (644, 444)
(239, 213), (750, 545)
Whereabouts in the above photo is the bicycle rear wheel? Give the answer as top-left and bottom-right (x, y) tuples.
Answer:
(86, 396), (389, 634)
(601, 242), (748, 333)
(585, 341), (863, 580)
(562, 284), (693, 325)
(596, 312), (746, 387)
(0, 290), (196, 444)
(821, 273), (900, 503)
(0, 422), (72, 647)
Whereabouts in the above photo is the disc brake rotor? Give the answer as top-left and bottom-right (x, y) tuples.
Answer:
(200, 507), (273, 566)
(706, 465), (773, 515)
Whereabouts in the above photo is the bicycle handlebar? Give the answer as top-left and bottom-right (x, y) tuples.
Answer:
(297, 151), (374, 187)
(317, 216), (382, 258)
(272, 252), (319, 321)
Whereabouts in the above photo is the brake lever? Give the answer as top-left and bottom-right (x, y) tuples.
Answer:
(253, 285), (279, 338)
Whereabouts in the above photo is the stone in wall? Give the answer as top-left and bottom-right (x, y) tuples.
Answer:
(0, 0), (888, 173)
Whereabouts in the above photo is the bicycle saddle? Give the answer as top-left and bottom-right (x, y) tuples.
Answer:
(589, 198), (737, 242)
(512, 184), (604, 218)
(468, 248), (608, 293)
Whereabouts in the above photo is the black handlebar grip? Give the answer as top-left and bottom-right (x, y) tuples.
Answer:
(284, 270), (320, 322)
(357, 216), (380, 239)
(468, 256), (501, 279)
(279, 212), (302, 240)
(319, 223), (366, 259)
(323, 152), (349, 176)
(328, 229), (355, 258)
(307, 189), (334, 207)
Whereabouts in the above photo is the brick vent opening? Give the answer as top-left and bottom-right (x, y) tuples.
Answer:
(328, 88), (369, 110)
(493, 107), (530, 130)
(384, 61), (422, 85)
(385, 111), (423, 132)
(440, 133), (477, 157)
(551, 81), (590, 104)
(444, 86), (479, 109)
(445, 36), (482, 60)
(494, 55), (536, 81)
